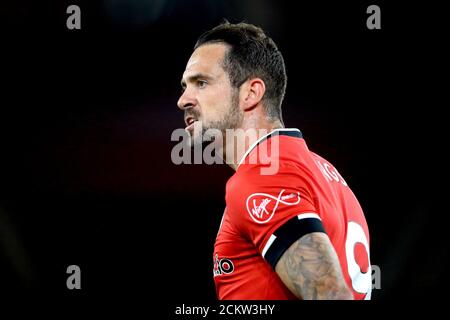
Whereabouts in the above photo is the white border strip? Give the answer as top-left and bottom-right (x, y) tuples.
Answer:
(262, 234), (277, 258)
(297, 213), (321, 220)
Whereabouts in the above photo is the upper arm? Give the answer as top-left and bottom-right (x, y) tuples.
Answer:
(275, 232), (353, 300)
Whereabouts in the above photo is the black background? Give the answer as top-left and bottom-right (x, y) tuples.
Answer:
(0, 0), (446, 313)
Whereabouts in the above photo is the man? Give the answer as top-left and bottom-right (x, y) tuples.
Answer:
(177, 22), (371, 300)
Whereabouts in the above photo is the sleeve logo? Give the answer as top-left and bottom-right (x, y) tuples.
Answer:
(213, 254), (235, 277)
(246, 189), (301, 224)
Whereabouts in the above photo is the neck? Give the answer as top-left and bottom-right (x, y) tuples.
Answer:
(222, 112), (284, 171)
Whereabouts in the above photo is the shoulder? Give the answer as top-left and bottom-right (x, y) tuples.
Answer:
(225, 161), (316, 221)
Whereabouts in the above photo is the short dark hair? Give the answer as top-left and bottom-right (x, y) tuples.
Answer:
(194, 22), (287, 122)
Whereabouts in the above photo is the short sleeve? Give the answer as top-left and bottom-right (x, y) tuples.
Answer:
(226, 162), (326, 269)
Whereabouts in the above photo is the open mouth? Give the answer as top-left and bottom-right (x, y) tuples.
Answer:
(185, 116), (198, 131)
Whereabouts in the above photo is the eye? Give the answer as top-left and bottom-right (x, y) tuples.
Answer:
(198, 80), (207, 88)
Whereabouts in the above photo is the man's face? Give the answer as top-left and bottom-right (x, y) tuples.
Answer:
(178, 43), (242, 146)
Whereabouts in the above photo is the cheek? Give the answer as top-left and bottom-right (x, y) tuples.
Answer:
(201, 87), (234, 120)
(199, 94), (219, 118)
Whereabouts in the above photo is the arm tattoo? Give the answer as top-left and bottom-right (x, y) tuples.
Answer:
(277, 232), (353, 300)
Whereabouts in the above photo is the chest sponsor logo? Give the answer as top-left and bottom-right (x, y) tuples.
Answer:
(246, 189), (301, 224)
(213, 254), (235, 277)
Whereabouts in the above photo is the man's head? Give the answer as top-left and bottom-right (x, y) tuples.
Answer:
(178, 22), (287, 145)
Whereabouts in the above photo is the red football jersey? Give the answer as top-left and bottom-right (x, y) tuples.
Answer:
(213, 129), (371, 300)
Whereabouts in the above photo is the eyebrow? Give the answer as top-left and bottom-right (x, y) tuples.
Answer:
(180, 73), (214, 88)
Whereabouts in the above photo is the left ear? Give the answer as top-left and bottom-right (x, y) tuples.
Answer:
(240, 78), (266, 112)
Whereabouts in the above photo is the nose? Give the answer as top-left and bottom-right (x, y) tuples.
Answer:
(177, 88), (196, 111)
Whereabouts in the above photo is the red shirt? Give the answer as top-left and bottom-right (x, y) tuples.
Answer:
(213, 129), (371, 300)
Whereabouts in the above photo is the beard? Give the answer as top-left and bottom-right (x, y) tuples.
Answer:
(190, 91), (242, 148)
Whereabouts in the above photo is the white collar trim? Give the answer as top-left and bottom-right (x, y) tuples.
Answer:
(236, 128), (301, 169)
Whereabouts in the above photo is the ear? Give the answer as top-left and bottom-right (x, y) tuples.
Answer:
(240, 78), (266, 112)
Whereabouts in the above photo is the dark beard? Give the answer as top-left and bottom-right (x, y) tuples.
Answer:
(189, 90), (242, 149)
(204, 90), (242, 137)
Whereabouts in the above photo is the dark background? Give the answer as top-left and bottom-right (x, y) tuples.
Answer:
(0, 0), (446, 309)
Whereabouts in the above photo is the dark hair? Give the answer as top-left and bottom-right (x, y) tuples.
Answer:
(194, 22), (287, 122)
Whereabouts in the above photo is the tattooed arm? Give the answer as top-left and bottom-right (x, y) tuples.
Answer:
(275, 232), (353, 300)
